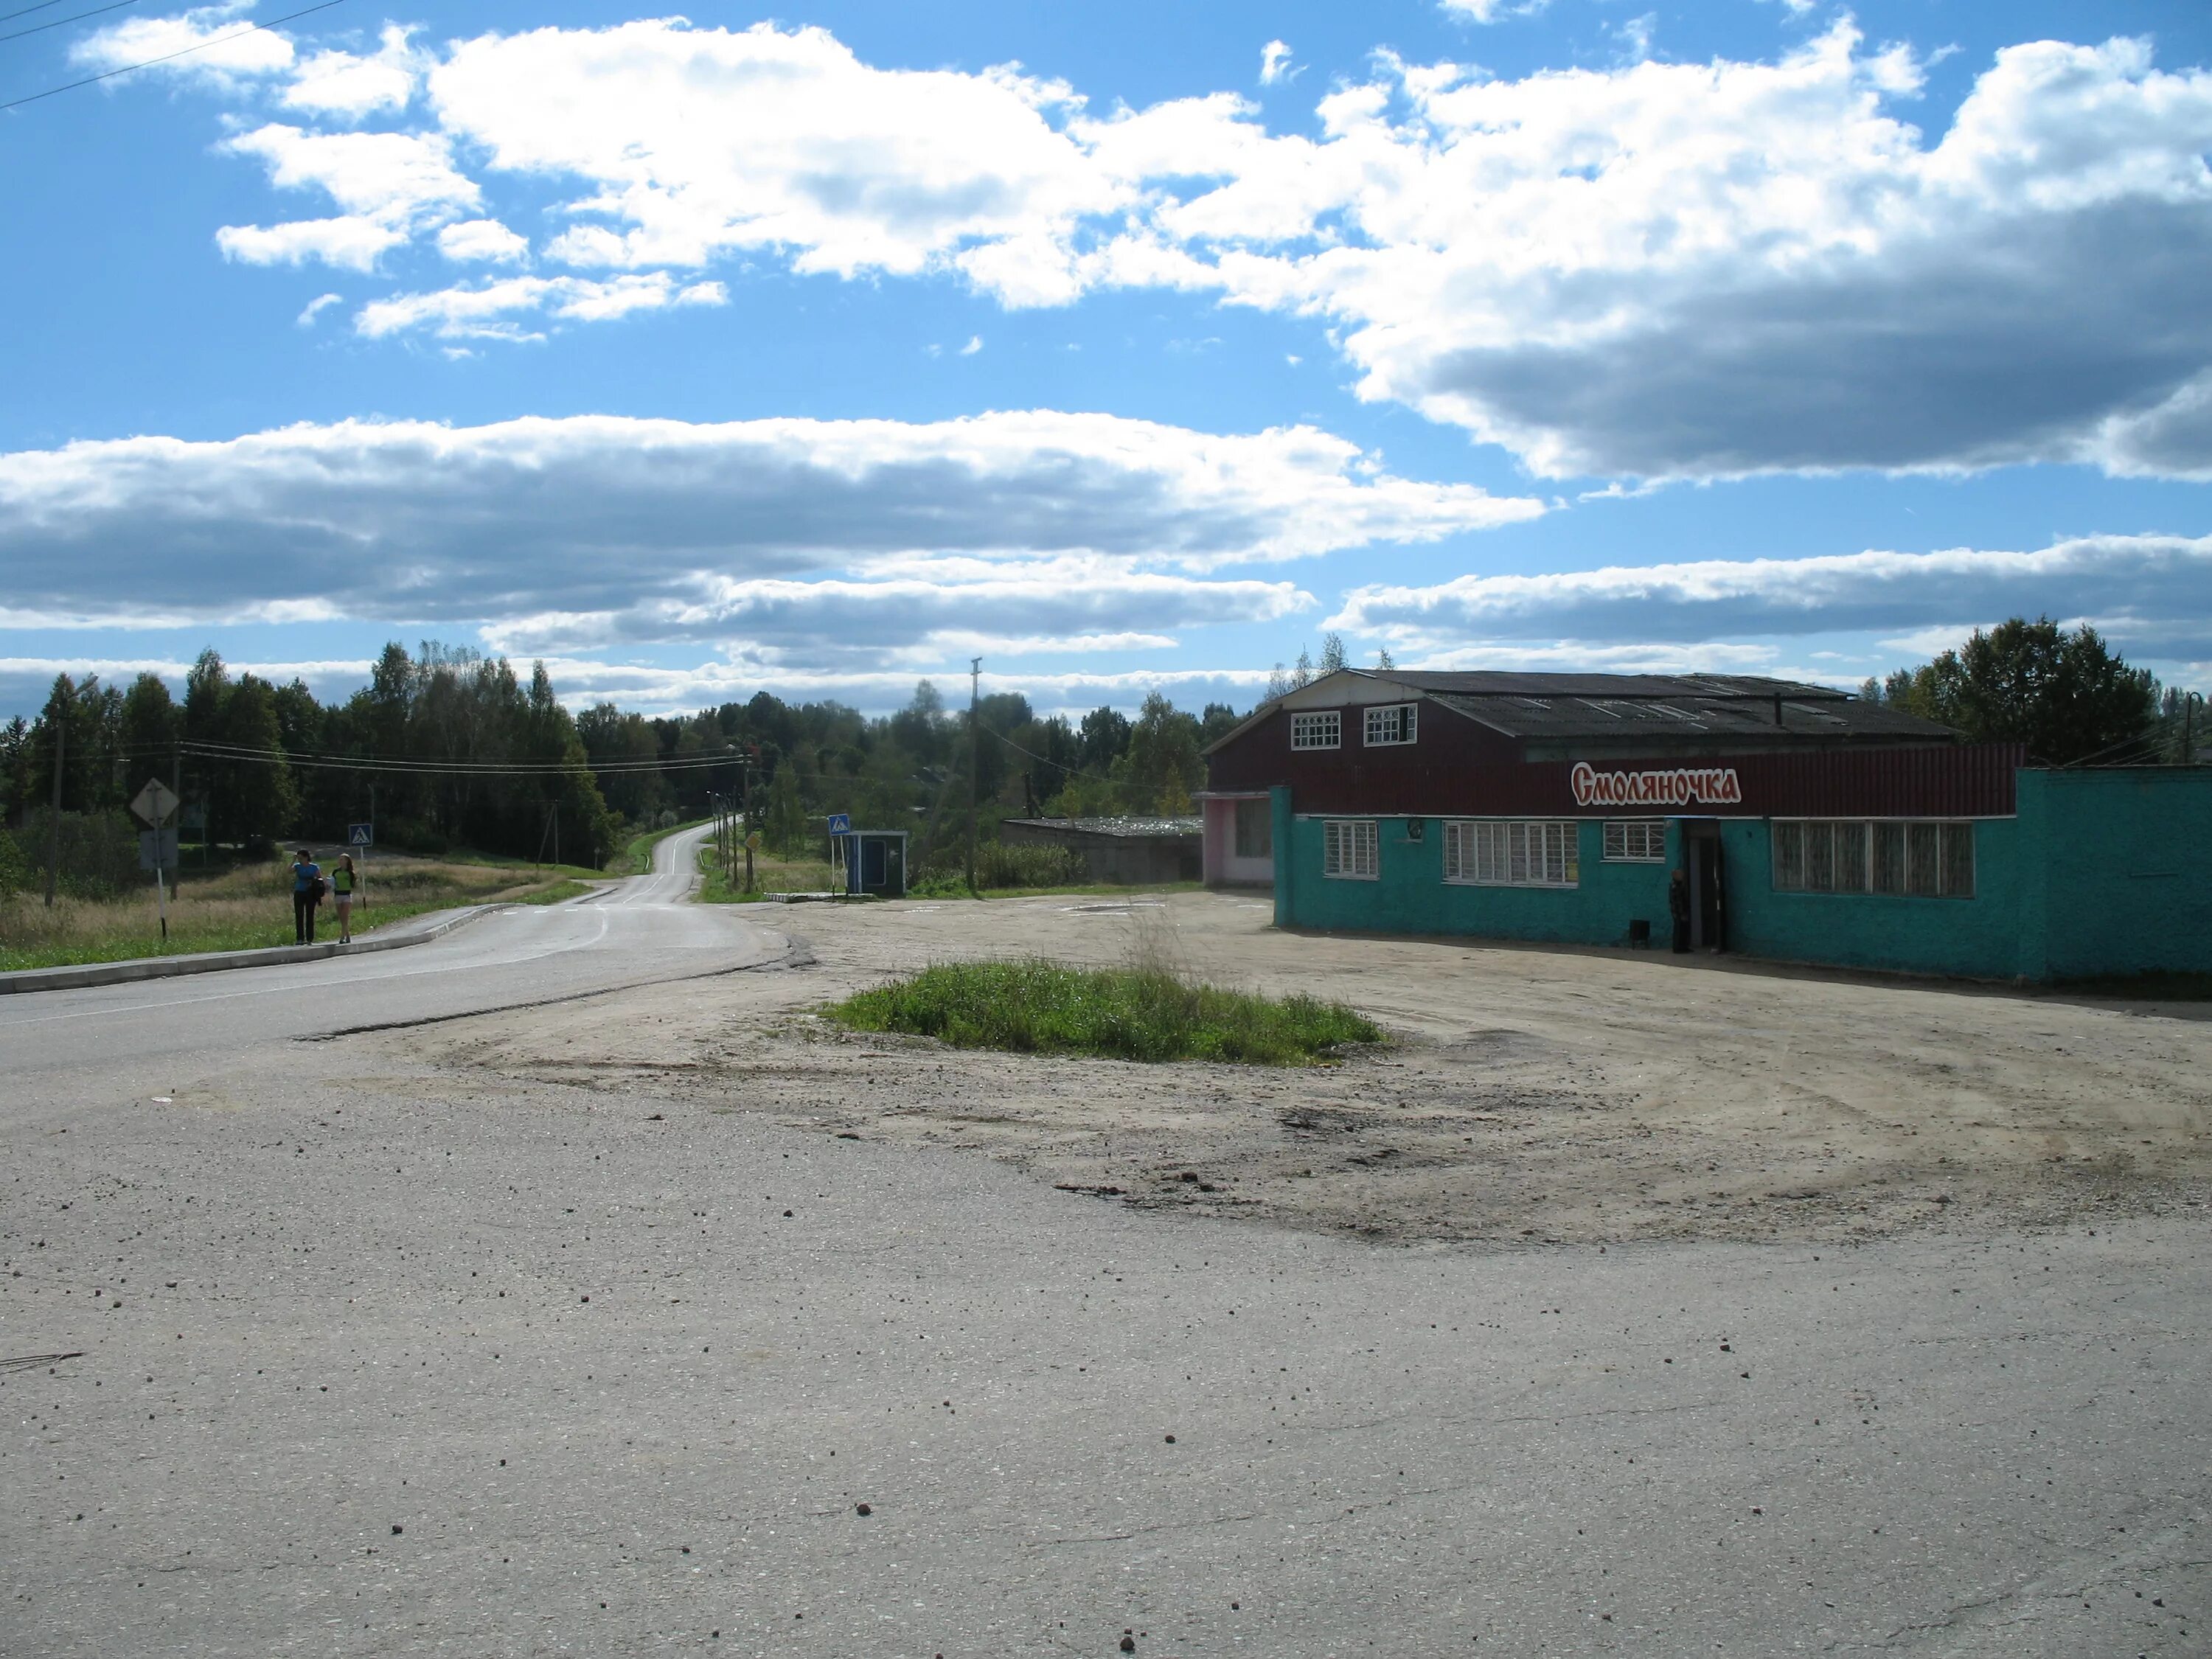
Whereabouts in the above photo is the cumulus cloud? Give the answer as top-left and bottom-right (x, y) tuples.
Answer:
(1259, 41), (1295, 86)
(0, 411), (1534, 666)
(1333, 533), (2212, 661)
(435, 219), (530, 264)
(96, 13), (2212, 479)
(71, 1), (293, 85)
(280, 26), (424, 119)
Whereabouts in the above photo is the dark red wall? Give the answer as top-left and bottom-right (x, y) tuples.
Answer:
(1208, 704), (2022, 818)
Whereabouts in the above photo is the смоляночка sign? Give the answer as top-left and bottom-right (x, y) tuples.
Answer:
(1570, 761), (1743, 809)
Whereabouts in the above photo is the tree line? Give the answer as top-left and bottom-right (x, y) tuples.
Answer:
(0, 641), (1245, 888)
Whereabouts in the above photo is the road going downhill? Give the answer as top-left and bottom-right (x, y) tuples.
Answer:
(0, 822), (786, 1084)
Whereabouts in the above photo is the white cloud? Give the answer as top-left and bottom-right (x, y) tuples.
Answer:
(1436, 1), (1548, 21)
(1332, 533), (2212, 660)
(436, 219), (529, 264)
(959, 335), (983, 355)
(114, 16), (2212, 480)
(280, 26), (424, 119)
(295, 291), (343, 326)
(215, 124), (479, 270)
(353, 272), (722, 339)
(0, 412), (1534, 665)
(71, 2), (294, 86)
(1259, 41), (1295, 86)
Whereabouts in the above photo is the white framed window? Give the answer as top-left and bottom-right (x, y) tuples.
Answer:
(1442, 821), (1579, 888)
(1291, 710), (1341, 751)
(1322, 819), (1379, 880)
(1363, 703), (1418, 746)
(1774, 820), (1974, 898)
(1603, 820), (1666, 863)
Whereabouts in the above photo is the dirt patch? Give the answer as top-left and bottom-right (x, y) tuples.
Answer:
(392, 891), (2212, 1245)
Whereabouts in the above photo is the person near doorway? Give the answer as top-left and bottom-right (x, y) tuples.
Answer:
(291, 847), (321, 945)
(332, 853), (358, 943)
(1668, 866), (1691, 953)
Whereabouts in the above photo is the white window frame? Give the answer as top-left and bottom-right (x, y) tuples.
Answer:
(1441, 820), (1579, 888)
(1291, 710), (1341, 751)
(1773, 818), (1975, 900)
(1363, 703), (1418, 747)
(1602, 820), (1666, 863)
(1322, 819), (1379, 880)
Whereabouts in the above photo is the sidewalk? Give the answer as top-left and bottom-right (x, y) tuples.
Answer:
(0, 904), (506, 996)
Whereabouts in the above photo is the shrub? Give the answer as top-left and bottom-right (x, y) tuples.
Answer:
(826, 958), (1382, 1065)
(976, 841), (1088, 889)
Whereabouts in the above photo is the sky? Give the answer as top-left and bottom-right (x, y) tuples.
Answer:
(3, 0), (2211, 720)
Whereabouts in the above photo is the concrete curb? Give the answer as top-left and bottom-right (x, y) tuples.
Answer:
(0, 903), (509, 997)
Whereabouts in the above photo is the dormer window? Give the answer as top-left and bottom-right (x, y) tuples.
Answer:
(1364, 703), (1418, 746)
(1291, 711), (1341, 750)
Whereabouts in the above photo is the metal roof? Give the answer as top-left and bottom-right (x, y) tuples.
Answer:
(1391, 672), (1955, 742)
(1001, 815), (1201, 838)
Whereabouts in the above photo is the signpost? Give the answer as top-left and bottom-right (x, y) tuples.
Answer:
(130, 778), (181, 944)
(826, 813), (851, 891)
(825, 813), (852, 835)
(348, 822), (373, 912)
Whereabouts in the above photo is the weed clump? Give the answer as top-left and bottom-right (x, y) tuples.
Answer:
(826, 958), (1382, 1065)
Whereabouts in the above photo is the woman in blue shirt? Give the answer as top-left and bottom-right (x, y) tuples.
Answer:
(291, 848), (321, 945)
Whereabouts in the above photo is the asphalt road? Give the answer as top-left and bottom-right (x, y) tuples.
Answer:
(3, 834), (2208, 1656)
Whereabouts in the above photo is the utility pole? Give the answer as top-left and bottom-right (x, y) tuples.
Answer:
(967, 657), (981, 895)
(45, 706), (63, 908)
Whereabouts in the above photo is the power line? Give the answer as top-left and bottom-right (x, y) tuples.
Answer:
(0, 0), (138, 46)
(0, 0), (88, 24)
(0, 0), (341, 112)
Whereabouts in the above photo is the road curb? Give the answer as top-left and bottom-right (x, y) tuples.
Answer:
(0, 904), (511, 997)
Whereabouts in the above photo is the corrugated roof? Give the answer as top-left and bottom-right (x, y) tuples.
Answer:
(1001, 816), (1201, 838)
(1390, 672), (1954, 742)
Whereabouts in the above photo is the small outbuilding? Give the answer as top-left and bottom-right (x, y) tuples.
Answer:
(999, 816), (1202, 885)
(834, 829), (909, 898)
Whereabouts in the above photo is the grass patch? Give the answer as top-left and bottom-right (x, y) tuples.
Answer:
(0, 855), (593, 973)
(698, 848), (839, 904)
(825, 957), (1382, 1065)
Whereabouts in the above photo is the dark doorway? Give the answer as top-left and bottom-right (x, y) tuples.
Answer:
(863, 838), (887, 889)
(1685, 823), (1728, 952)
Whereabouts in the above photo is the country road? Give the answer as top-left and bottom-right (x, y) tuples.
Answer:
(3, 858), (2209, 1657)
(1, 823), (787, 1081)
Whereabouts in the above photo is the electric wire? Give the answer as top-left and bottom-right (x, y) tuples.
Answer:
(0, 0), (341, 112)
(0, 0), (138, 46)
(0, 0), (86, 24)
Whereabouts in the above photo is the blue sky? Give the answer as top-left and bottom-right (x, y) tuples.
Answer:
(4, 0), (2211, 719)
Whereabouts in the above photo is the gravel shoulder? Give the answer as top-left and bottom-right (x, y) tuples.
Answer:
(400, 890), (2212, 1246)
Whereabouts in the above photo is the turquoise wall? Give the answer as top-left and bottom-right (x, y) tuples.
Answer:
(2015, 768), (2212, 979)
(1272, 771), (2212, 983)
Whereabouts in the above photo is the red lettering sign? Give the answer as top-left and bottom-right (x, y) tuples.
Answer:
(1570, 761), (1743, 809)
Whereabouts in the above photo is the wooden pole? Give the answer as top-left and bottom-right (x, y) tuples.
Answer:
(967, 657), (981, 894)
(45, 707), (62, 908)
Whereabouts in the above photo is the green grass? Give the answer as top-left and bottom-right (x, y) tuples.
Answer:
(696, 847), (838, 904)
(824, 958), (1383, 1065)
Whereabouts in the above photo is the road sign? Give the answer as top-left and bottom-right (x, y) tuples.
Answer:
(744, 830), (762, 851)
(349, 822), (375, 847)
(131, 777), (179, 827)
(826, 813), (852, 835)
(138, 829), (178, 872)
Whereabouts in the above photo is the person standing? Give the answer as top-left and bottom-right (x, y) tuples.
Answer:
(332, 852), (358, 944)
(1668, 866), (1691, 954)
(291, 846), (321, 945)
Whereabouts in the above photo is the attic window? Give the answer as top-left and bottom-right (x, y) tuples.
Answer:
(1291, 711), (1341, 750)
(1363, 703), (1417, 746)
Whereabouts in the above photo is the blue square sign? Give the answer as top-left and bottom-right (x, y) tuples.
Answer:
(826, 813), (852, 835)
(349, 823), (375, 846)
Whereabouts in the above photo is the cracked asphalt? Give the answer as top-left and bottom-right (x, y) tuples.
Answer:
(3, 835), (2208, 1655)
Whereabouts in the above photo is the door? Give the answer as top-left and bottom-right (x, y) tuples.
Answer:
(1691, 834), (1728, 952)
(863, 837), (887, 891)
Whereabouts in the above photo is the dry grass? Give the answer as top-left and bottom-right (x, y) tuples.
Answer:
(0, 855), (594, 972)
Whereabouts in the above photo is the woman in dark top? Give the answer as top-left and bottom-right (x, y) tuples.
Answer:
(291, 848), (321, 945)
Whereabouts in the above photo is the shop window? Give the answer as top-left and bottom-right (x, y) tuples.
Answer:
(1603, 820), (1666, 863)
(1443, 821), (1579, 888)
(1323, 819), (1378, 880)
(1363, 703), (1418, 746)
(1292, 711), (1340, 750)
(1776, 820), (1974, 898)
(1233, 799), (1272, 860)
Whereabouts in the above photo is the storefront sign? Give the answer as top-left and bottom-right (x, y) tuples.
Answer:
(1571, 760), (1743, 809)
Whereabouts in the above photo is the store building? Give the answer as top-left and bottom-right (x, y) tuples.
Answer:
(1202, 669), (2211, 983)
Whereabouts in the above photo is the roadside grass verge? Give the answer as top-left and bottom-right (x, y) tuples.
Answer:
(698, 849), (838, 903)
(613, 817), (706, 878)
(0, 857), (596, 973)
(824, 958), (1382, 1065)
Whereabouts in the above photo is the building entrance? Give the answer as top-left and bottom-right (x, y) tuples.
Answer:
(1684, 822), (1729, 952)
